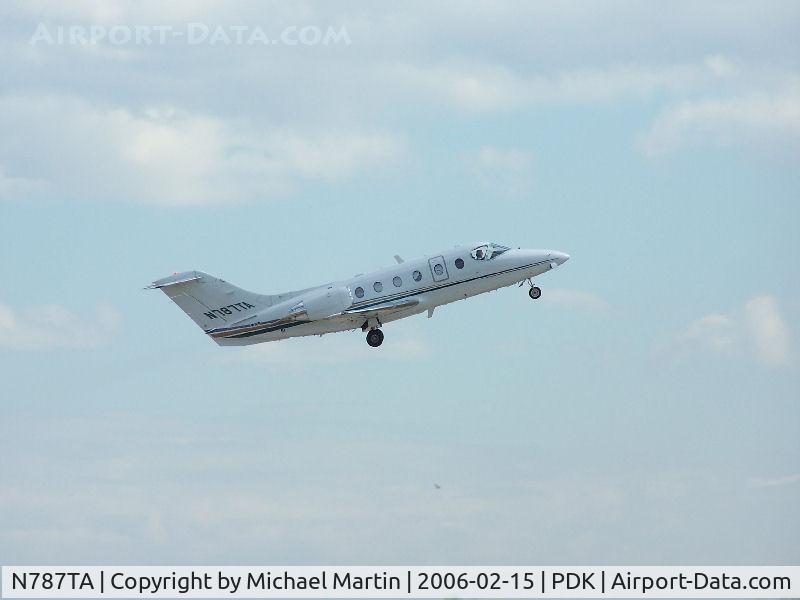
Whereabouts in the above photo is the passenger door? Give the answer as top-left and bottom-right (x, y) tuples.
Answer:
(428, 255), (449, 282)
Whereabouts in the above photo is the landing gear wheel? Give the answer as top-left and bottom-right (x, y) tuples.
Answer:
(366, 329), (384, 347)
(528, 286), (542, 300)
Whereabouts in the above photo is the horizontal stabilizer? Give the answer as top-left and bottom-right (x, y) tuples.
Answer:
(145, 272), (202, 289)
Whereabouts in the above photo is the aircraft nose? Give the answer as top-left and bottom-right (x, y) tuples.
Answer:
(551, 251), (570, 265)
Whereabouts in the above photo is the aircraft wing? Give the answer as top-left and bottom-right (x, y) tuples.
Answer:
(343, 297), (420, 318)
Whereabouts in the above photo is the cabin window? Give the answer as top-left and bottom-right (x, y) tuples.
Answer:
(393, 276), (402, 287)
(373, 281), (383, 292)
(412, 270), (422, 282)
(471, 243), (511, 260)
(354, 286), (364, 298)
(490, 244), (511, 259)
(434, 264), (444, 276)
(455, 258), (464, 269)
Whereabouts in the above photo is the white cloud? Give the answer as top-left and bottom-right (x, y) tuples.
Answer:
(392, 57), (738, 113)
(744, 295), (792, 367)
(680, 313), (736, 354)
(219, 329), (430, 368)
(16, 0), (309, 25)
(0, 94), (406, 206)
(472, 145), (533, 195)
(541, 289), (609, 313)
(0, 167), (47, 202)
(678, 295), (792, 367)
(639, 81), (800, 157)
(747, 473), (800, 488)
(0, 302), (119, 350)
(388, 56), (799, 160)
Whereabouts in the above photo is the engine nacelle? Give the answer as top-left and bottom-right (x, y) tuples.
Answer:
(257, 286), (351, 325)
(245, 285), (350, 330)
(300, 285), (351, 320)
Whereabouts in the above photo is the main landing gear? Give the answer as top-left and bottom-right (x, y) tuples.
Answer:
(363, 317), (384, 347)
(366, 328), (384, 347)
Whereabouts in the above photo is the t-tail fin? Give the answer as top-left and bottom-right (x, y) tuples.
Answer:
(148, 270), (272, 333)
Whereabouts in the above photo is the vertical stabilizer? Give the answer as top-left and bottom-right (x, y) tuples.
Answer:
(148, 271), (272, 332)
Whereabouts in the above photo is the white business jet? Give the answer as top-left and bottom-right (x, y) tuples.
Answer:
(149, 242), (569, 347)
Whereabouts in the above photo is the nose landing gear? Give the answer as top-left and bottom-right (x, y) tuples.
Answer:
(520, 278), (541, 299)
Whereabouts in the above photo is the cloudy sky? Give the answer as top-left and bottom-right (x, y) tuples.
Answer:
(1, 1), (798, 565)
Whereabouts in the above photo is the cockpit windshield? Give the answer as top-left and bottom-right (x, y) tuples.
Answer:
(470, 243), (511, 260)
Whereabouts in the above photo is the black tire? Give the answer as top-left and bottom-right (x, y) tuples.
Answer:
(366, 329), (384, 347)
(529, 286), (542, 300)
